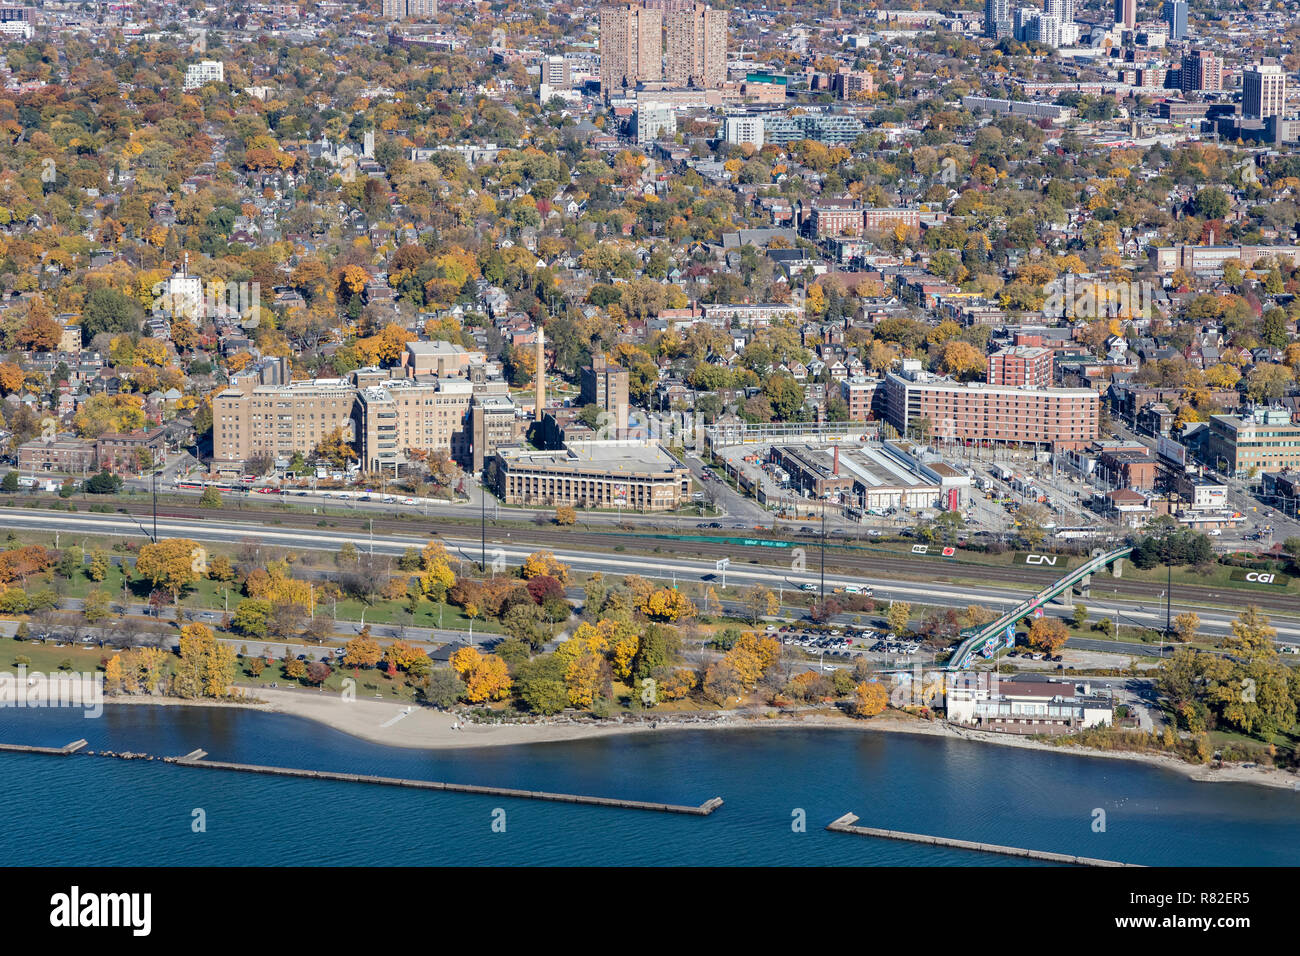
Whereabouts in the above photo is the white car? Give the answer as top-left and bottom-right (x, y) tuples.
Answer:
(800, 583), (817, 592)
(1207, 528), (1222, 536)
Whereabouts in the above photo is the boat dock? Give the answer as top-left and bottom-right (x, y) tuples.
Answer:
(826, 813), (1141, 867)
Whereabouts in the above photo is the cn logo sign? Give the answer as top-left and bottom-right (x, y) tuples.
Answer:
(1025, 554), (1059, 566)
(911, 545), (929, 554)
(1246, 572), (1275, 584)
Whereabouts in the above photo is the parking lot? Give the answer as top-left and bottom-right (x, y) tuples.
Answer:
(768, 623), (926, 668)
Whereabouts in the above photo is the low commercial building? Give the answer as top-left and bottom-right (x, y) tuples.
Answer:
(1204, 407), (1300, 477)
(491, 440), (691, 511)
(946, 677), (1112, 735)
(96, 427), (168, 476)
(17, 435), (96, 475)
(1149, 244), (1300, 275)
(766, 440), (969, 512)
(1096, 447), (1157, 491)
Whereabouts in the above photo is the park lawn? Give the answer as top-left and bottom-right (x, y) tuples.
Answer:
(326, 597), (502, 633)
(233, 660), (421, 702)
(1207, 726), (1298, 754)
(4, 639), (109, 673)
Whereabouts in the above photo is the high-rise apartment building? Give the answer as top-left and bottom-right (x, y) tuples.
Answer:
(1165, 0), (1187, 40)
(663, 2), (727, 88)
(984, 0), (1011, 38)
(599, 3), (663, 101)
(1243, 63), (1287, 119)
(1114, 0), (1135, 30)
(579, 353), (631, 432)
(1181, 49), (1222, 92)
(382, 0), (437, 19)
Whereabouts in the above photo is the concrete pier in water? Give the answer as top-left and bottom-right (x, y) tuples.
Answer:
(826, 813), (1141, 867)
(168, 752), (724, 814)
(0, 739), (723, 816)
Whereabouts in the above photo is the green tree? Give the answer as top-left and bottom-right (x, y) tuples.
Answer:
(1194, 186), (1230, 220)
(514, 653), (569, 715)
(231, 598), (272, 638)
(421, 668), (466, 708)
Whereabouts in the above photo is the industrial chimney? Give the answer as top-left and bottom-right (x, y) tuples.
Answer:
(833, 445), (840, 475)
(534, 325), (545, 422)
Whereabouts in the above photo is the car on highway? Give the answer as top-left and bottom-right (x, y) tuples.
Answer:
(800, 583), (817, 592)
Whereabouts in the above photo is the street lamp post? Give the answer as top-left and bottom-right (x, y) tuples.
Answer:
(151, 470), (159, 543)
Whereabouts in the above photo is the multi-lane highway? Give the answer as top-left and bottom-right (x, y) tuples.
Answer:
(4, 508), (1298, 645)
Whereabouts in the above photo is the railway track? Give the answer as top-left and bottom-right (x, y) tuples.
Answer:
(11, 496), (1297, 617)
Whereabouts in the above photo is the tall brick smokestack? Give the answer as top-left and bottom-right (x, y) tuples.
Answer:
(833, 445), (839, 475)
(534, 325), (545, 422)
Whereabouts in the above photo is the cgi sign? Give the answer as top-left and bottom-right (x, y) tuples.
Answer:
(1230, 569), (1289, 588)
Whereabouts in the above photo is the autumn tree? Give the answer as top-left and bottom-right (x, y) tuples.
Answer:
(886, 601), (912, 636)
(449, 646), (512, 702)
(1171, 612), (1201, 643)
(343, 630), (384, 668)
(741, 584), (779, 625)
(1027, 616), (1069, 654)
(521, 550), (569, 585)
(174, 623), (237, 699)
(134, 538), (201, 603)
(850, 681), (889, 717)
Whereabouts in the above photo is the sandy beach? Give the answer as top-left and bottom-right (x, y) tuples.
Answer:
(92, 685), (1300, 792)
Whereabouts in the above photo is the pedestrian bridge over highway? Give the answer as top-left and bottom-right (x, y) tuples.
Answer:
(946, 546), (1133, 670)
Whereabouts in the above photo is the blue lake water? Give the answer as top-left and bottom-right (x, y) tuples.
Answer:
(1, 705), (1296, 866)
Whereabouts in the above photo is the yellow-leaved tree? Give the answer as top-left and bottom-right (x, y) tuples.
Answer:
(174, 623), (237, 699)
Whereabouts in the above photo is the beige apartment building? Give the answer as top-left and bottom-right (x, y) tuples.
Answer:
(664, 2), (727, 89)
(213, 378), (357, 472)
(600, 3), (663, 101)
(354, 378), (475, 474)
(213, 362), (519, 475)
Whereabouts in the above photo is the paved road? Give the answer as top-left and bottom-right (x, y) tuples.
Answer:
(7, 509), (1300, 649)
